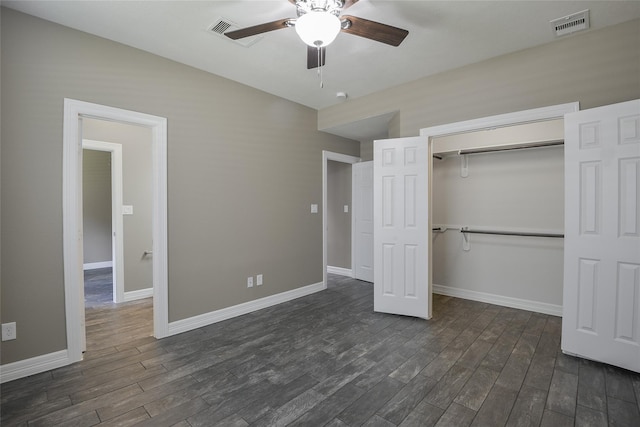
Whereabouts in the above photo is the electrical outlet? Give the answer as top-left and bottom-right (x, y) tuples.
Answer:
(247, 277), (254, 288)
(257, 274), (263, 286)
(2, 322), (16, 341)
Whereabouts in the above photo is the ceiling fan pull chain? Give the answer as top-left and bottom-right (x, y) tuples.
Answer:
(318, 46), (324, 88)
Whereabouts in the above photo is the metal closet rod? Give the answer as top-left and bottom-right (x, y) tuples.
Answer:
(432, 227), (563, 238)
(460, 229), (564, 238)
(457, 139), (564, 156)
(432, 140), (564, 158)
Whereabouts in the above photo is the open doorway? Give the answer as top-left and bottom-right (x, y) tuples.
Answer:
(63, 99), (168, 363)
(326, 159), (353, 277)
(323, 152), (374, 284)
(82, 147), (116, 307)
(83, 120), (154, 303)
(80, 119), (154, 351)
(322, 151), (360, 287)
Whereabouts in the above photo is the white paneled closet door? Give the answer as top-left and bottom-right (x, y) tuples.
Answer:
(373, 137), (430, 319)
(563, 99), (640, 373)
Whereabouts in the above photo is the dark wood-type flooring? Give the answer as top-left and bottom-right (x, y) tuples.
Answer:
(2, 274), (640, 426)
(84, 267), (118, 308)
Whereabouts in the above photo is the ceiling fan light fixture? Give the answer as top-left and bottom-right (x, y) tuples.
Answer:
(295, 11), (341, 47)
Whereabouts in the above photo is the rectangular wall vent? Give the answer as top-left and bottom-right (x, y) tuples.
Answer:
(207, 18), (262, 47)
(550, 9), (590, 37)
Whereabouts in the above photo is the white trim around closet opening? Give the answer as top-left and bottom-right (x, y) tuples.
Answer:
(420, 103), (580, 139)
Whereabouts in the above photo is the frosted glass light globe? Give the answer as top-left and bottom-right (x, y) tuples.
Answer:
(295, 11), (341, 47)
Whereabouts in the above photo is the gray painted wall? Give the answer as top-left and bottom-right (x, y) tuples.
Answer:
(327, 160), (352, 269)
(0, 8), (359, 364)
(320, 19), (640, 138)
(359, 140), (374, 162)
(83, 150), (112, 264)
(83, 119), (153, 293)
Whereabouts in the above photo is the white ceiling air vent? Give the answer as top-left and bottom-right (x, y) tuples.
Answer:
(207, 17), (262, 47)
(550, 9), (590, 37)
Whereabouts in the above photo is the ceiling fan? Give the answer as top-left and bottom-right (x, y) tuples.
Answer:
(225, 0), (409, 69)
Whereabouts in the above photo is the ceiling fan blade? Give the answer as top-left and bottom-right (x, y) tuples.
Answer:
(307, 46), (327, 69)
(225, 18), (292, 40)
(341, 15), (408, 46)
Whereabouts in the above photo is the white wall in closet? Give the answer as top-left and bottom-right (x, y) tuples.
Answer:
(432, 120), (564, 314)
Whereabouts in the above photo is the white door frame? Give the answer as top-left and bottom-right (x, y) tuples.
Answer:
(419, 102), (580, 314)
(322, 151), (361, 287)
(82, 139), (125, 303)
(63, 98), (169, 363)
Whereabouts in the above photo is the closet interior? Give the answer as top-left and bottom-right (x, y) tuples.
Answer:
(431, 119), (565, 315)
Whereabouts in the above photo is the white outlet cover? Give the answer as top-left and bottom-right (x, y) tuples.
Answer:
(2, 322), (16, 341)
(257, 274), (263, 286)
(247, 277), (254, 288)
(122, 205), (134, 215)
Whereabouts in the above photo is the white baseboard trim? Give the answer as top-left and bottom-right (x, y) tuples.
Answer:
(432, 284), (563, 317)
(327, 266), (354, 277)
(83, 261), (113, 270)
(0, 350), (70, 384)
(124, 288), (153, 302)
(168, 281), (326, 336)
(1, 282), (327, 382)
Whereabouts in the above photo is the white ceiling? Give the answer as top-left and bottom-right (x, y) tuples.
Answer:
(3, 1), (640, 140)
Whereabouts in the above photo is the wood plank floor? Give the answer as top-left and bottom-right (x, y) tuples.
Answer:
(2, 274), (639, 426)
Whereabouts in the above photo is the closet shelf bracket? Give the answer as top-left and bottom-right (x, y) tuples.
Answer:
(462, 231), (470, 251)
(460, 154), (469, 178)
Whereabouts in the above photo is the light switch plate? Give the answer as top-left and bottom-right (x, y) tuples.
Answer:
(344, 205), (349, 213)
(122, 205), (134, 215)
(311, 204), (318, 214)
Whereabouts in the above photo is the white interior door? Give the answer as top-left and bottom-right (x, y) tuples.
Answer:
(353, 161), (374, 282)
(374, 136), (430, 319)
(562, 99), (640, 373)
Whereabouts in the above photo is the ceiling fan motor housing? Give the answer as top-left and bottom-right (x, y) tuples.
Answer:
(295, 0), (344, 17)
